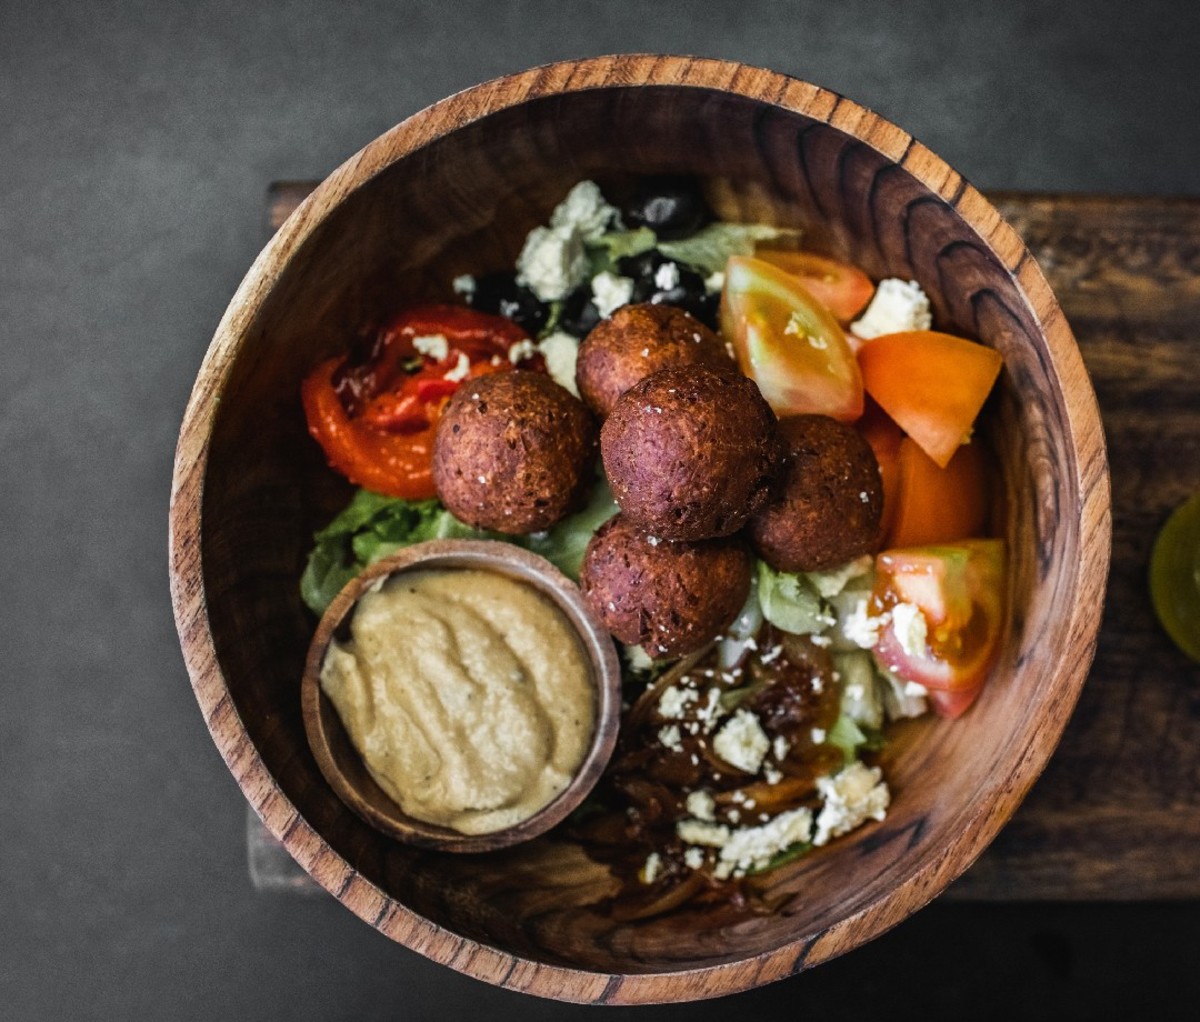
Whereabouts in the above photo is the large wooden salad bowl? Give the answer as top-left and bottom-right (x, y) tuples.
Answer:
(169, 56), (1110, 1003)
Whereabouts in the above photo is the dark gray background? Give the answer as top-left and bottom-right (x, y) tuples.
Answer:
(3, 0), (1198, 1018)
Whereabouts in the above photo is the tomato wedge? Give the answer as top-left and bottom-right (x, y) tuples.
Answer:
(720, 256), (864, 422)
(856, 398), (904, 540)
(887, 437), (989, 548)
(858, 331), (1003, 467)
(870, 540), (1006, 719)
(302, 305), (532, 498)
(753, 249), (875, 322)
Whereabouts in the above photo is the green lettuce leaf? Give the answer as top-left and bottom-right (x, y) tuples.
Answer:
(756, 561), (835, 635)
(657, 223), (796, 274)
(826, 713), (868, 766)
(524, 473), (619, 579)
(585, 226), (658, 274)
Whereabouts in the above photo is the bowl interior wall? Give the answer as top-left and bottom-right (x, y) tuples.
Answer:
(200, 86), (1078, 972)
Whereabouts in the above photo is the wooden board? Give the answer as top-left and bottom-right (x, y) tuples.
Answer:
(251, 183), (1199, 901)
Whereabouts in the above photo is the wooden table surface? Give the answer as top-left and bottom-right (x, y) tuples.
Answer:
(253, 184), (1200, 901)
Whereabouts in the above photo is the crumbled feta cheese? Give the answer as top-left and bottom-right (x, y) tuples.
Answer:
(810, 634), (832, 648)
(712, 808), (814, 879)
(811, 728), (827, 745)
(639, 852), (662, 884)
(657, 724), (683, 752)
(850, 278), (932, 339)
(658, 685), (698, 719)
(695, 688), (723, 733)
(760, 643), (784, 665)
(806, 555), (874, 599)
(905, 680), (929, 697)
(516, 225), (588, 301)
(676, 819), (730, 847)
(812, 762), (891, 846)
(704, 270), (725, 294)
(713, 709), (770, 774)
(622, 644), (654, 672)
(654, 261), (681, 290)
(443, 351), (470, 382)
(451, 274), (475, 299)
(772, 735), (790, 761)
(412, 333), (449, 361)
(591, 270), (635, 318)
(686, 789), (716, 822)
(727, 808), (741, 823)
(763, 767), (783, 785)
(684, 847), (706, 869)
(536, 330), (580, 396)
(548, 180), (620, 241)
(843, 597), (886, 650)
(507, 338), (537, 365)
(891, 602), (928, 658)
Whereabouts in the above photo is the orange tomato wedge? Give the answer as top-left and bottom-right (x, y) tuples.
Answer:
(858, 331), (1003, 467)
(888, 437), (989, 548)
(856, 399), (904, 539)
(753, 250), (875, 323)
(720, 256), (864, 422)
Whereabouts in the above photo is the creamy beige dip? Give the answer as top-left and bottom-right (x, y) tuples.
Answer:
(320, 568), (594, 835)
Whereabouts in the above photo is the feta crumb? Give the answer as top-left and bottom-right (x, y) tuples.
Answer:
(764, 767), (783, 785)
(548, 180), (620, 241)
(676, 819), (731, 847)
(812, 763), (891, 846)
(713, 709), (770, 774)
(891, 602), (928, 658)
(516, 225), (588, 301)
(412, 333), (449, 361)
(727, 808), (741, 823)
(850, 278), (932, 339)
(904, 680), (929, 697)
(451, 274), (475, 300)
(639, 852), (662, 885)
(712, 808), (813, 879)
(591, 270), (635, 318)
(704, 270), (726, 294)
(443, 351), (470, 382)
(811, 727), (827, 745)
(686, 789), (716, 822)
(810, 634), (832, 648)
(507, 338), (537, 365)
(654, 261), (681, 290)
(684, 847), (706, 869)
(843, 597), (886, 650)
(772, 735), (790, 761)
(646, 535), (660, 547)
(695, 688), (724, 733)
(536, 331), (580, 396)
(657, 724), (683, 752)
(623, 644), (654, 672)
(759, 644), (784, 665)
(658, 685), (698, 719)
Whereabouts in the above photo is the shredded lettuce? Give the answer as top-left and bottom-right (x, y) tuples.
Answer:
(657, 223), (796, 274)
(756, 561), (835, 635)
(300, 475), (619, 615)
(585, 226), (658, 273)
(826, 714), (868, 766)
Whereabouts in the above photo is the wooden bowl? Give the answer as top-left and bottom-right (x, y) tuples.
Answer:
(169, 56), (1110, 1003)
(300, 540), (623, 853)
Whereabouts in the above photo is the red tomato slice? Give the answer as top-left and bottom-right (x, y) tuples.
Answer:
(720, 256), (864, 422)
(857, 331), (1003, 468)
(753, 250), (875, 323)
(870, 540), (1006, 718)
(856, 398), (904, 540)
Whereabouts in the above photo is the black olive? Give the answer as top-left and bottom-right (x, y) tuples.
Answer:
(558, 284), (602, 338)
(629, 261), (716, 327)
(623, 176), (713, 241)
(616, 249), (671, 282)
(468, 271), (549, 335)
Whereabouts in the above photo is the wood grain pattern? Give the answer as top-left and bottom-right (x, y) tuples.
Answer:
(170, 56), (1110, 1003)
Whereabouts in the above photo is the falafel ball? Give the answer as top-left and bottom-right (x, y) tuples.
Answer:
(432, 370), (597, 534)
(600, 364), (784, 541)
(581, 513), (752, 657)
(575, 303), (730, 418)
(748, 414), (883, 572)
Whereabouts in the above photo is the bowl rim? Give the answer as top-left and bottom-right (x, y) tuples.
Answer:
(300, 539), (623, 852)
(169, 53), (1111, 1004)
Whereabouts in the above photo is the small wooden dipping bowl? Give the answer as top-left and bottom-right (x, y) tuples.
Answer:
(170, 56), (1110, 1003)
(300, 540), (622, 853)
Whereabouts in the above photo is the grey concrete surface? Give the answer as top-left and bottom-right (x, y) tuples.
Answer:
(2, 1), (1198, 1018)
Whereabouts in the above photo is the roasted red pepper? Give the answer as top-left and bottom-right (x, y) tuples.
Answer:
(301, 305), (535, 498)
